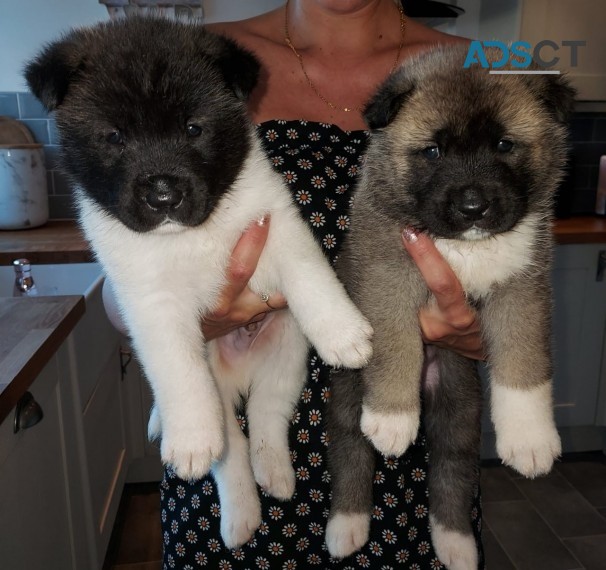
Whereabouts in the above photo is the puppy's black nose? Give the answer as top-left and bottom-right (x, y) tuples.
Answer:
(143, 175), (183, 210)
(456, 188), (490, 221)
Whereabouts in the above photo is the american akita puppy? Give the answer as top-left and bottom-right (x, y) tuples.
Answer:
(326, 45), (574, 569)
(25, 16), (372, 549)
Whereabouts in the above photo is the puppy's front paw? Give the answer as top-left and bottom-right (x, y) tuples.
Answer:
(325, 511), (370, 559)
(251, 445), (296, 500)
(162, 426), (224, 481)
(361, 406), (419, 457)
(220, 492), (262, 549)
(316, 315), (373, 369)
(492, 383), (561, 478)
(430, 516), (477, 570)
(496, 423), (561, 478)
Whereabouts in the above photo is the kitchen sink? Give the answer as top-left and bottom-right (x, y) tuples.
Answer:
(0, 262), (104, 299)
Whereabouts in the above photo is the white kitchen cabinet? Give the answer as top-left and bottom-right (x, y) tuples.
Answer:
(0, 348), (89, 570)
(121, 346), (163, 483)
(551, 243), (606, 451)
(64, 279), (130, 568)
(0, 270), (133, 569)
(482, 242), (606, 458)
(519, 0), (606, 100)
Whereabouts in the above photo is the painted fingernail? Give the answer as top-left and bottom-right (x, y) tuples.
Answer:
(256, 213), (270, 226)
(402, 227), (418, 243)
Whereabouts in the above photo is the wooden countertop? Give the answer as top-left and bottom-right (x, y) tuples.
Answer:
(0, 217), (604, 266)
(0, 220), (93, 264)
(552, 216), (606, 244)
(0, 295), (85, 425)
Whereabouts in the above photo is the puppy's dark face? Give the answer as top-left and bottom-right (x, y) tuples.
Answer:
(25, 17), (260, 233)
(364, 46), (574, 240)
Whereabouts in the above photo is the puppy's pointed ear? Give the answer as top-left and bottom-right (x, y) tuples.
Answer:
(213, 36), (261, 101)
(363, 70), (416, 130)
(24, 35), (83, 111)
(527, 73), (577, 123)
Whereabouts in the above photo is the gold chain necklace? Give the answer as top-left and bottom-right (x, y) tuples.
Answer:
(284, 0), (407, 113)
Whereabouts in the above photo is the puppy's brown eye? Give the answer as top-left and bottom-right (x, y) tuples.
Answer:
(106, 130), (123, 145)
(421, 145), (440, 160)
(497, 139), (514, 153)
(186, 124), (202, 137)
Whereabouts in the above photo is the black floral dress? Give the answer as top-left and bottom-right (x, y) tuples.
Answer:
(160, 120), (484, 569)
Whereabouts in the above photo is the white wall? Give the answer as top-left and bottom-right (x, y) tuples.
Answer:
(449, 0), (522, 42)
(202, 0), (282, 23)
(0, 0), (107, 91)
(0, 0), (282, 91)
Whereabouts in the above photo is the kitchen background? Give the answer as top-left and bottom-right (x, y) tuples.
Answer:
(1, 3), (605, 569)
(0, 0), (605, 221)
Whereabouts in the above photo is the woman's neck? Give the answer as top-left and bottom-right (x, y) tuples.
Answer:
(211, 1), (463, 131)
(285, 0), (403, 61)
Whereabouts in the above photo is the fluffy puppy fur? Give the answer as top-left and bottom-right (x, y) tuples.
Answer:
(25, 16), (373, 549)
(326, 45), (574, 569)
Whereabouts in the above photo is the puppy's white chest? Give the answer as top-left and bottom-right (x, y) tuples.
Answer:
(434, 214), (539, 298)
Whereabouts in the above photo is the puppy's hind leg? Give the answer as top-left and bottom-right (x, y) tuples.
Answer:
(326, 368), (375, 559)
(210, 389), (262, 549)
(247, 313), (308, 501)
(425, 349), (482, 570)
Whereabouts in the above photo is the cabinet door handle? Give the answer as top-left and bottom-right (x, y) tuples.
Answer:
(120, 346), (133, 380)
(13, 391), (44, 433)
(597, 250), (606, 282)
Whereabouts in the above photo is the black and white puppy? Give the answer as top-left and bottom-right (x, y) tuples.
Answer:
(25, 16), (372, 549)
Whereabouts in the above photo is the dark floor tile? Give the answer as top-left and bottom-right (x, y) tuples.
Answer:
(104, 484), (162, 567)
(111, 563), (162, 570)
(563, 535), (606, 570)
(481, 466), (525, 503)
(483, 501), (583, 570)
(514, 470), (606, 538)
(482, 529), (516, 570)
(556, 460), (606, 509)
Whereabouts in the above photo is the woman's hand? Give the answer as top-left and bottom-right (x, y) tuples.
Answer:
(402, 228), (485, 360)
(201, 215), (288, 341)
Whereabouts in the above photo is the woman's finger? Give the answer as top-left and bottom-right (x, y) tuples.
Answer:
(402, 227), (485, 360)
(213, 214), (271, 316)
(401, 227), (467, 317)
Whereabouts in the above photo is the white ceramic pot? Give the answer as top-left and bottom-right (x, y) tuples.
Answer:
(0, 144), (50, 230)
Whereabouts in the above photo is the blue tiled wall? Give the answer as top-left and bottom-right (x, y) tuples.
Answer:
(1, 90), (605, 219)
(0, 91), (75, 219)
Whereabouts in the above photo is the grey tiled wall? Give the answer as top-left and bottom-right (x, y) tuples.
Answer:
(1, 91), (605, 219)
(0, 91), (76, 219)
(564, 113), (606, 215)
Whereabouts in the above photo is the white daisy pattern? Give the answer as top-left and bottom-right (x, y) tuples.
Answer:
(322, 234), (337, 249)
(336, 215), (350, 230)
(160, 120), (484, 568)
(310, 212), (326, 227)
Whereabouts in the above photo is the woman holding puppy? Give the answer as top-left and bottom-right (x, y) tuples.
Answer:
(119, 0), (485, 567)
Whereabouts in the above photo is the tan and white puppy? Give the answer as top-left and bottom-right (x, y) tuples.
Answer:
(327, 45), (574, 568)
